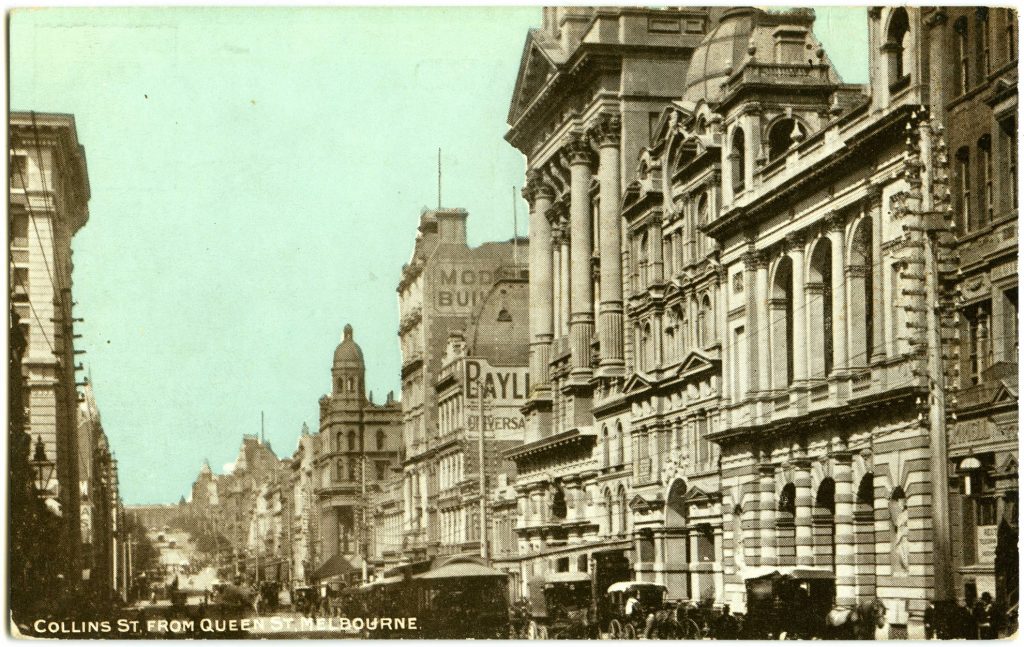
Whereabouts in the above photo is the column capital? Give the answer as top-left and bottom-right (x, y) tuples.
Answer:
(565, 134), (596, 168)
(864, 184), (883, 209)
(823, 211), (846, 233)
(924, 8), (948, 28)
(590, 113), (622, 148)
(784, 230), (807, 253)
(524, 170), (554, 204)
(743, 248), (768, 270)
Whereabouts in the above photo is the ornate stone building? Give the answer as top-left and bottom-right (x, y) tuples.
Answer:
(508, 5), (724, 597)
(314, 325), (401, 580)
(509, 6), (1015, 638)
(9, 111), (91, 584)
(928, 6), (1018, 614)
(396, 207), (522, 560)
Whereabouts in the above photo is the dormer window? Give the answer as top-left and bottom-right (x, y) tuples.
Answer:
(885, 8), (912, 90)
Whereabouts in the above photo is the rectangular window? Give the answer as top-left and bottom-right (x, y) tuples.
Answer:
(981, 137), (994, 226)
(375, 461), (388, 481)
(979, 13), (991, 76)
(1004, 287), (1018, 359)
(1008, 9), (1017, 61)
(733, 326), (746, 400)
(959, 154), (973, 230)
(10, 155), (27, 189)
(968, 302), (993, 385)
(11, 212), (28, 248)
(12, 267), (29, 302)
(1001, 117), (1018, 209)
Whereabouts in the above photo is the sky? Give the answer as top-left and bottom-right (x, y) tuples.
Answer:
(10, 6), (868, 505)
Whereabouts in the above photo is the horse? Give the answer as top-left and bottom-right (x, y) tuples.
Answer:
(826, 599), (887, 640)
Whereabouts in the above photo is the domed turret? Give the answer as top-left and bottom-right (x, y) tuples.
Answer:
(333, 324), (364, 367)
(331, 324), (365, 398)
(682, 8), (758, 106)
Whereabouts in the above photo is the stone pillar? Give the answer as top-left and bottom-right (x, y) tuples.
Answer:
(653, 529), (666, 586)
(527, 175), (555, 388)
(788, 233), (808, 382)
(827, 214), (849, 373)
(552, 228), (562, 338)
(717, 271), (731, 401)
(794, 451), (814, 567)
(742, 249), (761, 394)
(833, 441), (856, 607)
(868, 188), (885, 361)
(559, 221), (571, 338)
(567, 136), (595, 378)
(594, 117), (624, 375)
(759, 460), (777, 567)
(754, 251), (770, 392)
(713, 526), (725, 604)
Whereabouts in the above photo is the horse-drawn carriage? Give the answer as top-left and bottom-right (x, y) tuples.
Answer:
(520, 572), (597, 639)
(743, 567), (844, 639)
(603, 581), (669, 639)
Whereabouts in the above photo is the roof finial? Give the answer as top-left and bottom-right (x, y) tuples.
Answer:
(343, 324), (353, 341)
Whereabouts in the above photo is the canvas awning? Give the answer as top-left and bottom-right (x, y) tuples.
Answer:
(311, 554), (364, 581)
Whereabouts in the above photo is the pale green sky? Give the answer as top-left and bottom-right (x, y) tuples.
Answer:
(10, 7), (868, 504)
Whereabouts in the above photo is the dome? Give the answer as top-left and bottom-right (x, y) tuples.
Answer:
(333, 324), (364, 367)
(682, 8), (757, 106)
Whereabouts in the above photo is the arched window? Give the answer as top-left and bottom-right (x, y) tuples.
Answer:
(770, 256), (795, 387)
(696, 117), (707, 135)
(376, 429), (386, 451)
(779, 483), (797, 519)
(848, 218), (874, 365)
(699, 294), (715, 347)
(808, 238), (834, 377)
(618, 485), (629, 536)
(336, 458), (344, 481)
(767, 118), (806, 161)
(336, 378), (343, 392)
(550, 484), (567, 520)
(957, 146), (973, 230)
(348, 430), (357, 451)
(816, 478), (837, 567)
(641, 323), (653, 371)
(605, 488), (614, 536)
(346, 377), (354, 392)
(979, 134), (993, 227)
(1006, 8), (1017, 61)
(977, 8), (991, 77)
(602, 425), (610, 468)
(885, 8), (911, 87)
(956, 16), (970, 95)
(336, 432), (343, 452)
(614, 422), (625, 467)
(696, 193), (709, 258)
(349, 459), (358, 481)
(731, 128), (746, 192)
(856, 472), (875, 515)
(664, 322), (676, 363)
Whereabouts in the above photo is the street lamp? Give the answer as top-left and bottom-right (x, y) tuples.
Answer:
(29, 435), (56, 495)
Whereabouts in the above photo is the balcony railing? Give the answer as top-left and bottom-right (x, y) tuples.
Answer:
(728, 63), (832, 89)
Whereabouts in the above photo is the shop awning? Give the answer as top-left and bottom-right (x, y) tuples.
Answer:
(544, 572), (591, 584)
(741, 566), (836, 581)
(311, 554), (364, 581)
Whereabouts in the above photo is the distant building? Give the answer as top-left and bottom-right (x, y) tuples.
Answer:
(312, 325), (401, 584)
(397, 206), (525, 561)
(9, 111), (91, 582)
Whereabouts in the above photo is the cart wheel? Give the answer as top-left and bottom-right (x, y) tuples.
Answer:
(624, 623), (636, 640)
(609, 619), (622, 639)
(538, 625), (548, 640)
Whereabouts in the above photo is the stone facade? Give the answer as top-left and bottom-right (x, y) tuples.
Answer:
(9, 111), (90, 581)
(314, 325), (401, 579)
(396, 206), (523, 559)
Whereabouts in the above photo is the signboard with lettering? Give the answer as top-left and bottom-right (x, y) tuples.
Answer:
(433, 266), (496, 312)
(462, 358), (529, 439)
(977, 525), (998, 564)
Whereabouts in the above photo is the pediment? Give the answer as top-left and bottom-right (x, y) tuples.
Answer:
(683, 485), (720, 504)
(623, 372), (654, 395)
(677, 350), (720, 380)
(508, 30), (563, 124)
(629, 493), (665, 513)
(992, 380), (1019, 404)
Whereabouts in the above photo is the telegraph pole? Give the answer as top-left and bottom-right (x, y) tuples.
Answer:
(476, 373), (489, 561)
(919, 117), (954, 602)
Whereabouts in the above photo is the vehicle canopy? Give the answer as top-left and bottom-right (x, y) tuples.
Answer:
(606, 581), (668, 609)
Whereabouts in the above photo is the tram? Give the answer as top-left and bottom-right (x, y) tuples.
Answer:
(345, 554), (511, 639)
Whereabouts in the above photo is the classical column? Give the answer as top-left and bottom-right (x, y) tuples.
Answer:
(754, 251), (770, 392)
(867, 187), (885, 361)
(788, 233), (808, 382)
(552, 226), (563, 338)
(827, 214), (849, 374)
(759, 459), (777, 567)
(559, 211), (571, 338)
(713, 526), (725, 604)
(716, 271), (731, 400)
(567, 135), (596, 378)
(527, 174), (555, 388)
(794, 449), (814, 567)
(743, 247), (762, 393)
(833, 440), (856, 607)
(594, 115), (624, 374)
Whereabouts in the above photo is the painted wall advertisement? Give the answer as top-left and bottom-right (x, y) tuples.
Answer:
(976, 525), (998, 564)
(463, 358), (529, 436)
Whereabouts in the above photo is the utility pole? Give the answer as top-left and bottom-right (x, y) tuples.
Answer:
(475, 371), (489, 561)
(920, 117), (954, 602)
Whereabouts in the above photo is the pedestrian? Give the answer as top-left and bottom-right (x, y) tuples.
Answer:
(974, 592), (996, 639)
(715, 604), (739, 640)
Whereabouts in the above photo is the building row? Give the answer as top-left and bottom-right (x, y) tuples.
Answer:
(175, 7), (1017, 640)
(9, 112), (130, 621)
